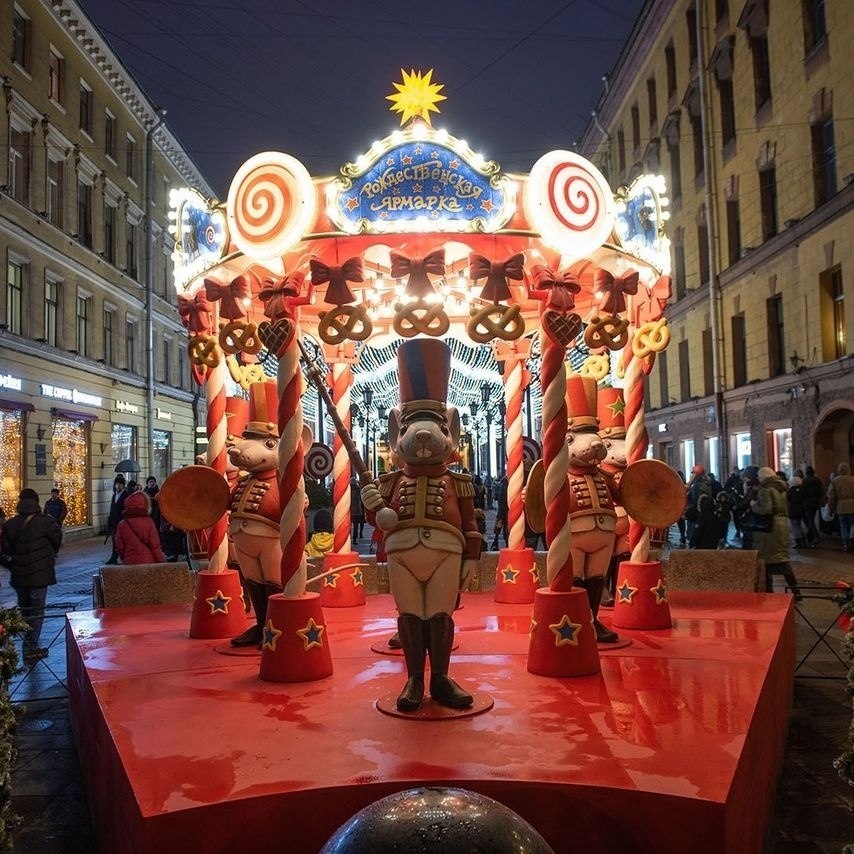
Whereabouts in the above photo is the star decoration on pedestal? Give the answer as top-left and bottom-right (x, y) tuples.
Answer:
(529, 564), (539, 583)
(351, 568), (364, 588)
(617, 580), (639, 604)
(607, 397), (626, 417)
(323, 572), (340, 589)
(205, 589), (232, 615)
(296, 618), (325, 651)
(549, 614), (582, 647)
(650, 578), (668, 604)
(501, 565), (520, 584)
(262, 619), (282, 652)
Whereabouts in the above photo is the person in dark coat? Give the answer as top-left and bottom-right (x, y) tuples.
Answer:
(735, 466), (760, 550)
(1, 489), (62, 662)
(349, 476), (364, 542)
(106, 475), (128, 564)
(689, 494), (729, 549)
(43, 488), (68, 526)
(786, 476), (807, 548)
(801, 466), (823, 547)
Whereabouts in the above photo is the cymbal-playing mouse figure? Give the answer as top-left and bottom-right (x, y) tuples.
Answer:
(361, 339), (481, 712)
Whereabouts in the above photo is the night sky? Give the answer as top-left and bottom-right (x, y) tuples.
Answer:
(77, 0), (645, 197)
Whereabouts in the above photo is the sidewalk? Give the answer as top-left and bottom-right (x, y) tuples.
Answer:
(2, 531), (853, 852)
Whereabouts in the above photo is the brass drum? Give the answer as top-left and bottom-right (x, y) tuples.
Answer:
(523, 459), (546, 535)
(618, 458), (686, 528)
(157, 465), (230, 531)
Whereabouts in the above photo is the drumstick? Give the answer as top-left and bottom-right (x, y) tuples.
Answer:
(304, 563), (368, 587)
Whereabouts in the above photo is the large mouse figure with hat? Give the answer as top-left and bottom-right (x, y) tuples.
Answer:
(361, 339), (481, 712)
(227, 381), (286, 647)
(565, 375), (620, 643)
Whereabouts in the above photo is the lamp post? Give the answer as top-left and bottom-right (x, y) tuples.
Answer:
(497, 400), (506, 477)
(469, 400), (479, 473)
(481, 383), (492, 481)
(362, 387), (373, 473)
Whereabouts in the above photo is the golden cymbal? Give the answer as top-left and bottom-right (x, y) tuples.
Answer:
(158, 465), (230, 531)
(523, 459), (546, 534)
(618, 459), (686, 528)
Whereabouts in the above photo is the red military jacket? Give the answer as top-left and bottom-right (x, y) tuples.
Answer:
(567, 466), (618, 520)
(230, 469), (280, 532)
(367, 464), (482, 561)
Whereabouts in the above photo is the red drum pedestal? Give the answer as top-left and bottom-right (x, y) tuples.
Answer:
(494, 547), (538, 604)
(259, 592), (333, 683)
(319, 552), (366, 607)
(612, 560), (672, 630)
(189, 569), (251, 639)
(527, 587), (601, 677)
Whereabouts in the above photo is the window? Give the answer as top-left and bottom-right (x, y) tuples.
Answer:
(79, 82), (93, 135)
(706, 436), (721, 476)
(681, 439), (695, 476)
(111, 424), (138, 467)
(690, 111), (704, 177)
(47, 156), (64, 228)
(75, 294), (90, 356)
(48, 49), (64, 105)
(631, 104), (641, 151)
(6, 260), (23, 334)
(719, 78), (736, 148)
(687, 8), (698, 65)
(766, 294), (785, 376)
(152, 430), (172, 483)
(105, 111), (116, 159)
(44, 278), (59, 347)
(715, 0), (729, 23)
(0, 410), (23, 517)
(125, 319), (136, 372)
(103, 308), (114, 365)
(668, 139), (682, 202)
(820, 266), (846, 360)
(617, 129), (626, 175)
(178, 351), (186, 389)
(665, 42), (677, 98)
(678, 339), (691, 401)
(702, 328), (714, 396)
(658, 349), (669, 408)
(9, 126), (32, 205)
(673, 238), (686, 300)
(12, 8), (31, 71)
(759, 167), (778, 241)
(103, 204), (116, 264)
(126, 220), (139, 279)
(647, 77), (658, 129)
(803, 0), (827, 54)
(733, 431), (752, 470)
(126, 135), (137, 181)
(732, 313), (747, 387)
(77, 180), (93, 248)
(768, 427), (793, 477)
(750, 35), (772, 111)
(697, 222), (710, 285)
(811, 118), (837, 206)
(726, 199), (741, 265)
(163, 337), (172, 384)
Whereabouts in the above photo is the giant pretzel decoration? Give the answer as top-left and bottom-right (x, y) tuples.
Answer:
(466, 303), (525, 344)
(583, 315), (629, 351)
(226, 355), (265, 390)
(578, 354), (610, 381)
(218, 320), (262, 355)
(318, 305), (373, 345)
(632, 317), (671, 358)
(392, 298), (450, 338)
(188, 334), (221, 369)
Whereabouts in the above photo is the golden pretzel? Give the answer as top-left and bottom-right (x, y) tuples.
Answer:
(466, 303), (525, 344)
(219, 320), (262, 355)
(633, 317), (671, 358)
(583, 315), (630, 351)
(226, 356), (264, 390)
(187, 334), (221, 369)
(318, 305), (373, 345)
(615, 352), (626, 380)
(392, 299), (450, 338)
(578, 354), (610, 381)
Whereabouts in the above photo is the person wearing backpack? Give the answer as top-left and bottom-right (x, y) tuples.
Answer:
(685, 465), (713, 542)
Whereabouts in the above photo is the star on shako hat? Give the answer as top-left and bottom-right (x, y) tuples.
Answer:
(597, 386), (626, 439)
(244, 381), (279, 439)
(396, 338), (451, 422)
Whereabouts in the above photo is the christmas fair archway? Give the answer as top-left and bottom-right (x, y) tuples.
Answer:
(168, 70), (674, 682)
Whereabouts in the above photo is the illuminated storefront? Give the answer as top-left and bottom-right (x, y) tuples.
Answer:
(152, 430), (172, 483)
(0, 407), (24, 517)
(52, 416), (90, 526)
(111, 423), (138, 467)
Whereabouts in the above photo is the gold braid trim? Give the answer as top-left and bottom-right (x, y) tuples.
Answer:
(449, 471), (475, 498)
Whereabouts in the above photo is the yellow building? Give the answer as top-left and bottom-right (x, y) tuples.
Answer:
(581, 0), (853, 484)
(0, 0), (213, 535)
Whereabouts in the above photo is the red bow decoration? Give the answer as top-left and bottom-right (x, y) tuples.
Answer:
(631, 275), (672, 326)
(593, 267), (639, 316)
(468, 252), (525, 303)
(177, 291), (214, 334)
(259, 272), (307, 320)
(528, 264), (582, 312)
(389, 249), (445, 297)
(309, 256), (364, 307)
(203, 274), (253, 320)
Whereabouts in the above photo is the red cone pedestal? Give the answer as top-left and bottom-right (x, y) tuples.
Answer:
(319, 552), (366, 607)
(527, 587), (601, 677)
(189, 569), (250, 639)
(494, 547), (538, 604)
(259, 592), (333, 682)
(611, 560), (672, 630)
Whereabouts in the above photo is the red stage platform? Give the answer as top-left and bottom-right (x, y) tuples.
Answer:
(66, 591), (794, 853)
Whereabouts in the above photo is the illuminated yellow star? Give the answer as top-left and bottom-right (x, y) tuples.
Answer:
(386, 68), (447, 126)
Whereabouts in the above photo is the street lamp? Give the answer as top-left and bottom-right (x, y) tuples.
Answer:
(481, 383), (492, 481)
(497, 400), (506, 477)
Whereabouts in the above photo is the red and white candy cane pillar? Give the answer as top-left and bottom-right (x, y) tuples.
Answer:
(528, 323), (600, 677)
(320, 343), (365, 607)
(494, 338), (537, 603)
(613, 351), (671, 631)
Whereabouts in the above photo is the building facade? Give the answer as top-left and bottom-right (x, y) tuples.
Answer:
(1, 0), (213, 534)
(581, 0), (853, 484)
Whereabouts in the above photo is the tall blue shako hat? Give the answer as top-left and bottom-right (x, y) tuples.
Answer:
(396, 338), (451, 422)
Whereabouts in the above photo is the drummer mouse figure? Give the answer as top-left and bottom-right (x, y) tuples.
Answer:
(361, 339), (481, 712)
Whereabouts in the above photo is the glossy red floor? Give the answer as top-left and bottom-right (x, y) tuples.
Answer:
(67, 591), (795, 854)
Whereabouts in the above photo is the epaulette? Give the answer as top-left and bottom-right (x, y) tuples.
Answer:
(449, 471), (475, 498)
(377, 470), (400, 499)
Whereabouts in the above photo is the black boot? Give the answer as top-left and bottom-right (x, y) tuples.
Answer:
(396, 614), (426, 712)
(230, 579), (268, 647)
(387, 632), (402, 649)
(582, 576), (620, 643)
(426, 613), (473, 709)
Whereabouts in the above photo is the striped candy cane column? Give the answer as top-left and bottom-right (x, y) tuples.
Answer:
(205, 355), (229, 572)
(624, 354), (651, 563)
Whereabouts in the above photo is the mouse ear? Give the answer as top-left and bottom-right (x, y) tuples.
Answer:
(446, 405), (460, 446)
(388, 406), (402, 452)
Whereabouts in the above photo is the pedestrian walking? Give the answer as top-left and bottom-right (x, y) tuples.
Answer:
(827, 462), (854, 551)
(114, 491), (166, 564)
(350, 476), (364, 542)
(105, 475), (128, 564)
(44, 488), (68, 526)
(801, 466), (823, 547)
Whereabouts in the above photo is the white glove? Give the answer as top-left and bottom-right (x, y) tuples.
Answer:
(361, 484), (385, 512)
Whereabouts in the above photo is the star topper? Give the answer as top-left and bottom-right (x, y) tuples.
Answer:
(386, 69), (446, 126)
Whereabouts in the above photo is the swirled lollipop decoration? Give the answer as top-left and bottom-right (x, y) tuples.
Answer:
(227, 152), (316, 260)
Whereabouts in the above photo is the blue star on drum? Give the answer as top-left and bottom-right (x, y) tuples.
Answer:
(206, 590), (232, 615)
(650, 578), (668, 604)
(501, 566), (520, 584)
(549, 615), (582, 647)
(617, 580), (639, 604)
(297, 618), (325, 651)
(262, 619), (283, 652)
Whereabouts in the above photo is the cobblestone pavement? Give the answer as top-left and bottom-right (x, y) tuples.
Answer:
(2, 523), (853, 853)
